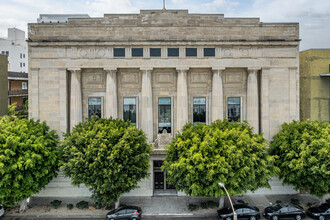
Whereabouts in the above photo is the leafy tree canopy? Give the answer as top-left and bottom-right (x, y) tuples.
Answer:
(269, 120), (330, 197)
(0, 116), (60, 207)
(162, 120), (274, 197)
(61, 118), (152, 205)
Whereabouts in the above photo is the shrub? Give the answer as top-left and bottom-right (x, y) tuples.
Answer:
(0, 116), (60, 207)
(94, 201), (103, 209)
(201, 202), (207, 209)
(67, 204), (74, 210)
(269, 120), (330, 197)
(50, 200), (62, 209)
(275, 200), (282, 204)
(62, 118), (152, 205)
(188, 204), (197, 211)
(76, 201), (89, 209)
(206, 200), (217, 208)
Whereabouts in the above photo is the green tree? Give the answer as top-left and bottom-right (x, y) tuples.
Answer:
(162, 120), (274, 205)
(269, 120), (330, 198)
(0, 116), (60, 207)
(61, 117), (152, 206)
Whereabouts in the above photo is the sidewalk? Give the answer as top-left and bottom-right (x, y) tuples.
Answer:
(3, 194), (320, 219)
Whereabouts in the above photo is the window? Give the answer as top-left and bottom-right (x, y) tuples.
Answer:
(117, 209), (127, 215)
(22, 82), (27, 90)
(22, 97), (28, 105)
(5, 51), (9, 56)
(20, 62), (22, 67)
(20, 53), (22, 58)
(23, 63), (25, 67)
(158, 97), (171, 133)
(228, 97), (240, 122)
(186, 48), (197, 57)
(168, 48), (179, 57)
(1, 51), (4, 54)
(193, 97), (206, 124)
(150, 48), (161, 57)
(132, 48), (143, 57)
(23, 54), (25, 58)
(88, 97), (102, 118)
(123, 98), (136, 125)
(204, 48), (215, 57)
(114, 48), (125, 57)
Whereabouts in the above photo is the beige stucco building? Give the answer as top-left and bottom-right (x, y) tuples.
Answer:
(28, 10), (300, 199)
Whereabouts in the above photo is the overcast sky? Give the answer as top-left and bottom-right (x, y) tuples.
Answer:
(0, 0), (329, 51)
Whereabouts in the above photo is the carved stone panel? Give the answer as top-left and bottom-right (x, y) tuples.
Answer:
(82, 70), (106, 89)
(225, 71), (243, 84)
(152, 70), (175, 86)
(121, 72), (139, 85)
(190, 71), (210, 85)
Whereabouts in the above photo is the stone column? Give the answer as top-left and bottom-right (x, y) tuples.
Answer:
(70, 69), (82, 131)
(141, 68), (153, 143)
(176, 68), (189, 132)
(104, 68), (118, 118)
(247, 69), (259, 133)
(212, 68), (225, 122)
(59, 69), (68, 137)
(29, 68), (39, 120)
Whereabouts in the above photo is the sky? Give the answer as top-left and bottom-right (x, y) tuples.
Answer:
(0, 0), (330, 51)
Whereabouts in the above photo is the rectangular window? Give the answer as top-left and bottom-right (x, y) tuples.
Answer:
(123, 98), (136, 125)
(228, 97), (241, 122)
(204, 48), (215, 57)
(23, 54), (25, 58)
(168, 48), (179, 57)
(20, 62), (22, 67)
(22, 82), (27, 90)
(88, 97), (102, 118)
(23, 63), (25, 67)
(5, 51), (9, 56)
(132, 48), (143, 57)
(193, 97), (206, 124)
(150, 48), (161, 57)
(20, 53), (22, 58)
(158, 97), (171, 133)
(114, 48), (125, 57)
(186, 48), (197, 57)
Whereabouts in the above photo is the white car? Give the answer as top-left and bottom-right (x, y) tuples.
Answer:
(0, 204), (4, 217)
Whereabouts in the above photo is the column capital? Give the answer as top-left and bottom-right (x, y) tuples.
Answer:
(176, 68), (189, 73)
(212, 68), (226, 75)
(247, 68), (260, 74)
(103, 67), (117, 72)
(68, 67), (81, 72)
(140, 67), (154, 73)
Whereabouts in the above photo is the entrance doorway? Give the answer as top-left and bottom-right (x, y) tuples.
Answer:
(153, 160), (176, 195)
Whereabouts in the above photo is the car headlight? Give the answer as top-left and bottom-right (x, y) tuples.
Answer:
(268, 213), (273, 216)
(313, 213), (320, 216)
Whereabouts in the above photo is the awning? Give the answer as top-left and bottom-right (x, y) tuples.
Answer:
(320, 73), (330, 77)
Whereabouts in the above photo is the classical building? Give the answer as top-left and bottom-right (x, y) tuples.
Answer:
(300, 49), (330, 122)
(0, 28), (28, 73)
(8, 71), (28, 110)
(0, 54), (8, 116)
(28, 10), (300, 200)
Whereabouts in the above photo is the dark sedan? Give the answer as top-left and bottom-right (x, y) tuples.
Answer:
(218, 204), (260, 220)
(263, 204), (306, 220)
(307, 203), (330, 220)
(106, 206), (142, 220)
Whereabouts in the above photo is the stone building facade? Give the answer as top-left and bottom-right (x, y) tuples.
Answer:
(300, 49), (330, 122)
(28, 10), (299, 199)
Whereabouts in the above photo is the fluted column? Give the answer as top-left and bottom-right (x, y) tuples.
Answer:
(247, 69), (259, 133)
(70, 69), (82, 130)
(212, 68), (225, 122)
(141, 68), (153, 143)
(176, 68), (189, 132)
(105, 68), (118, 118)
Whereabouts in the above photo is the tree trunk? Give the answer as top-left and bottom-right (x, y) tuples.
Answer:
(219, 196), (225, 209)
(115, 197), (120, 209)
(19, 199), (28, 213)
(321, 194), (330, 203)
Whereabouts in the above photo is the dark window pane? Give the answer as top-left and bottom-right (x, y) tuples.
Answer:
(150, 48), (161, 57)
(123, 98), (136, 125)
(88, 97), (102, 118)
(228, 97), (240, 122)
(132, 48), (143, 57)
(153, 160), (163, 167)
(193, 97), (206, 124)
(186, 48), (197, 57)
(114, 48), (125, 57)
(168, 48), (179, 57)
(204, 48), (215, 57)
(158, 97), (171, 133)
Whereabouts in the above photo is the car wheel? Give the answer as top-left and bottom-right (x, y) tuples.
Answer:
(250, 216), (257, 220)
(319, 216), (325, 220)
(295, 215), (302, 220)
(226, 217), (232, 220)
(272, 216), (278, 220)
(131, 218), (137, 220)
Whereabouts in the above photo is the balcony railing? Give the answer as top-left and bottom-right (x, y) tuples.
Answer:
(8, 90), (28, 96)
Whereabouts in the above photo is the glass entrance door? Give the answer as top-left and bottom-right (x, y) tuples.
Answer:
(154, 172), (164, 189)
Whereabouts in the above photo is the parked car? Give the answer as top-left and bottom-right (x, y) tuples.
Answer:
(263, 203), (306, 220)
(307, 203), (330, 220)
(106, 206), (142, 220)
(0, 204), (4, 217)
(218, 204), (260, 220)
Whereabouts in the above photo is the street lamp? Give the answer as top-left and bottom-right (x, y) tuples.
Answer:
(219, 182), (237, 220)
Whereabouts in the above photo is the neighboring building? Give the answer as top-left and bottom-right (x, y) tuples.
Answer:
(8, 71), (28, 110)
(0, 28), (28, 73)
(28, 10), (300, 200)
(37, 14), (90, 23)
(300, 49), (330, 122)
(0, 54), (8, 116)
